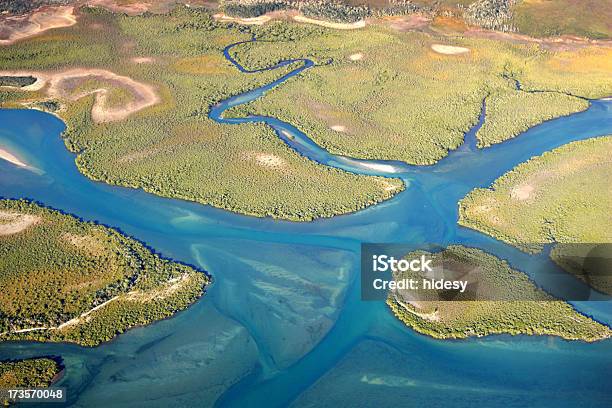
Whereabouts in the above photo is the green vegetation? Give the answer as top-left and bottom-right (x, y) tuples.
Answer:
(0, 199), (208, 346)
(477, 90), (589, 147)
(459, 137), (612, 294)
(459, 137), (612, 249)
(221, 0), (423, 22)
(222, 0), (289, 18)
(0, 357), (62, 405)
(388, 245), (611, 341)
(0, 6), (403, 221)
(228, 25), (609, 164)
(0, 358), (61, 388)
(1, 6), (608, 218)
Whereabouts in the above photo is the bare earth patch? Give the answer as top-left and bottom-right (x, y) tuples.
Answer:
(331, 125), (347, 132)
(86, 0), (160, 16)
(0, 6), (77, 45)
(126, 273), (192, 302)
(384, 14), (430, 32)
(0, 69), (160, 123)
(431, 44), (470, 55)
(0, 211), (40, 236)
(511, 185), (535, 200)
(293, 15), (366, 30)
(131, 57), (155, 64)
(254, 153), (287, 169)
(377, 179), (402, 192)
(48, 69), (160, 123)
(348, 53), (363, 61)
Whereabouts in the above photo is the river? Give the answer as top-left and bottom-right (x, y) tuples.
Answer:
(0, 39), (611, 407)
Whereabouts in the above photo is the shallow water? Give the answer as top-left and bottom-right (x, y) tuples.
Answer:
(0, 42), (611, 406)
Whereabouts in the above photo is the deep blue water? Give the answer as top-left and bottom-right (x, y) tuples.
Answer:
(0, 41), (611, 407)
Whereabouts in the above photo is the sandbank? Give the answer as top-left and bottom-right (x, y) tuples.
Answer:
(0, 148), (28, 168)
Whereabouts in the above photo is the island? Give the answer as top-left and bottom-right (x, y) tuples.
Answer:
(0, 357), (62, 404)
(0, 199), (208, 347)
(387, 245), (611, 341)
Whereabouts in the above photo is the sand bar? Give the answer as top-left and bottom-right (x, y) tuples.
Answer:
(0, 148), (28, 167)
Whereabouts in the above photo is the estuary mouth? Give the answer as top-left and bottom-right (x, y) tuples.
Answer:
(1, 1), (611, 406)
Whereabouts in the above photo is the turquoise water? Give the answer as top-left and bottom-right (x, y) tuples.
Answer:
(0, 42), (611, 406)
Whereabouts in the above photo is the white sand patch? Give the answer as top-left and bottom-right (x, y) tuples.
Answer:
(255, 153), (286, 168)
(214, 13), (271, 25)
(0, 210), (40, 236)
(331, 125), (346, 132)
(431, 44), (470, 55)
(349, 53), (363, 61)
(0, 148), (27, 167)
(293, 15), (366, 30)
(511, 185), (535, 200)
(378, 179), (401, 192)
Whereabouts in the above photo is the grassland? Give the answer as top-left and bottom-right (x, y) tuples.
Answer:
(0, 199), (208, 346)
(227, 24), (610, 164)
(459, 137), (612, 249)
(0, 6), (403, 221)
(388, 245), (611, 341)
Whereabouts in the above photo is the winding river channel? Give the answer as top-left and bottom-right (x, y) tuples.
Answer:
(0, 38), (611, 406)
